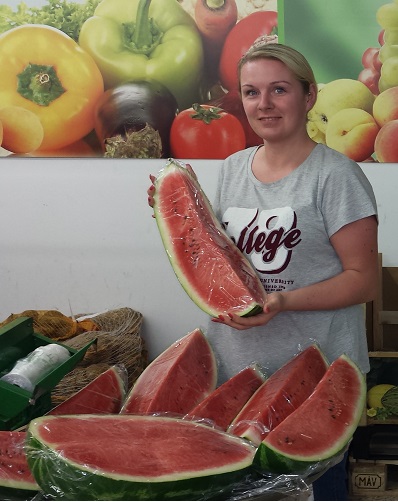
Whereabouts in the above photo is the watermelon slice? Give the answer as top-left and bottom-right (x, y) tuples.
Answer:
(0, 431), (39, 499)
(121, 328), (217, 415)
(26, 414), (257, 500)
(255, 354), (366, 474)
(49, 365), (127, 415)
(186, 364), (266, 431)
(153, 159), (265, 318)
(228, 345), (329, 445)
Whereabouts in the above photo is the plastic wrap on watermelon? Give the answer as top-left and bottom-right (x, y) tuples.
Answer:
(0, 431), (39, 499)
(228, 344), (329, 445)
(49, 364), (128, 415)
(26, 414), (260, 501)
(152, 158), (265, 318)
(185, 363), (266, 431)
(223, 451), (346, 500)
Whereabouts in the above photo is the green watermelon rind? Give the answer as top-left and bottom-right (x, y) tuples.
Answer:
(254, 441), (348, 476)
(26, 416), (257, 501)
(253, 354), (366, 475)
(153, 159), (264, 318)
(0, 486), (39, 500)
(27, 439), (252, 501)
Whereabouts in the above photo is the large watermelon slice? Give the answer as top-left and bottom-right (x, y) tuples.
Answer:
(0, 431), (39, 499)
(186, 364), (266, 431)
(153, 158), (265, 318)
(254, 354), (366, 474)
(49, 365), (127, 415)
(26, 414), (257, 501)
(228, 345), (329, 445)
(121, 328), (217, 415)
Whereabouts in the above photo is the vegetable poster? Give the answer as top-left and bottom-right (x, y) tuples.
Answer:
(280, 0), (398, 163)
(0, 0), (396, 162)
(0, 0), (277, 158)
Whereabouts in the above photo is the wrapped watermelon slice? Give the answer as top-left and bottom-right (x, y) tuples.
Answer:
(121, 328), (217, 415)
(26, 414), (257, 500)
(49, 365), (127, 415)
(254, 354), (366, 475)
(0, 431), (39, 499)
(153, 158), (265, 318)
(228, 345), (329, 445)
(186, 364), (266, 431)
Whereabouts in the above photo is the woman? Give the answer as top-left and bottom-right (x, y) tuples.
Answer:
(149, 41), (378, 500)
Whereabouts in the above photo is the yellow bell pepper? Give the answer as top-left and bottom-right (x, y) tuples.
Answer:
(0, 24), (104, 151)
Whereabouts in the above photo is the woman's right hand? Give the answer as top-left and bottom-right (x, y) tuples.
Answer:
(147, 163), (196, 209)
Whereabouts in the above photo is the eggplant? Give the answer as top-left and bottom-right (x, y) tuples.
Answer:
(94, 80), (178, 158)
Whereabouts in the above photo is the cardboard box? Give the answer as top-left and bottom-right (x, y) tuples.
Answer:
(0, 316), (94, 430)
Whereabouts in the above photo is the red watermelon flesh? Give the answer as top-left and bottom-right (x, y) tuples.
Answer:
(49, 365), (127, 415)
(0, 431), (38, 493)
(121, 328), (217, 415)
(153, 159), (265, 318)
(186, 364), (266, 430)
(27, 414), (256, 500)
(255, 354), (366, 473)
(229, 345), (329, 446)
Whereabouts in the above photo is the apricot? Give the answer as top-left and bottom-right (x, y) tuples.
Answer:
(0, 120), (3, 147)
(326, 108), (379, 162)
(0, 106), (44, 153)
(374, 119), (398, 162)
(373, 87), (398, 126)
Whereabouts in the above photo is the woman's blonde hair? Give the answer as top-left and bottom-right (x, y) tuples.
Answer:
(238, 41), (317, 97)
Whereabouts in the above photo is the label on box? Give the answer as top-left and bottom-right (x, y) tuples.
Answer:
(353, 472), (383, 490)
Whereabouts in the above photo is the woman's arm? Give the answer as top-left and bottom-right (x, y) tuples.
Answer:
(213, 215), (378, 330)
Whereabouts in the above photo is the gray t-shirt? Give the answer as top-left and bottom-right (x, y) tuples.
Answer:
(206, 143), (377, 384)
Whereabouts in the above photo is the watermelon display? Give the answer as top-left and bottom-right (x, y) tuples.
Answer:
(254, 354), (366, 474)
(0, 431), (39, 499)
(121, 328), (217, 415)
(186, 364), (266, 431)
(153, 159), (265, 318)
(228, 345), (329, 445)
(26, 414), (257, 500)
(49, 365), (127, 415)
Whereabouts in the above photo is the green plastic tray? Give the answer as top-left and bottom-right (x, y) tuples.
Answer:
(0, 316), (95, 430)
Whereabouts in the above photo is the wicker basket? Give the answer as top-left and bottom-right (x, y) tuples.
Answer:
(51, 308), (147, 406)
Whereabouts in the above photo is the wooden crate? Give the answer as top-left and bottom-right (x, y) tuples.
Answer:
(349, 458), (398, 500)
(366, 254), (398, 352)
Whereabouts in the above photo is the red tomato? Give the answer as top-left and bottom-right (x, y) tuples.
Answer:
(170, 104), (246, 159)
(208, 90), (262, 147)
(219, 11), (278, 91)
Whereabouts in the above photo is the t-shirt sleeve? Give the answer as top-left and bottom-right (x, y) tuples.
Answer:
(319, 154), (378, 238)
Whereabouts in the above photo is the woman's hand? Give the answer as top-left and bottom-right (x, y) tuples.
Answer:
(147, 174), (156, 209)
(211, 292), (286, 330)
(147, 163), (196, 210)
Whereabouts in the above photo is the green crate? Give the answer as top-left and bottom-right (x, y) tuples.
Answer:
(0, 316), (95, 430)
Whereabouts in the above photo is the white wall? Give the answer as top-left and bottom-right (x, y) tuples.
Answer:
(0, 158), (397, 361)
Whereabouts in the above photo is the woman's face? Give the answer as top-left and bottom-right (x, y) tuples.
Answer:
(240, 58), (314, 143)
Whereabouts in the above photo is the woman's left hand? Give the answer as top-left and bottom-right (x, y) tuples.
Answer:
(211, 292), (285, 330)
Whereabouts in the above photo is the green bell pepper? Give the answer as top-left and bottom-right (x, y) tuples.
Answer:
(79, 0), (204, 110)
